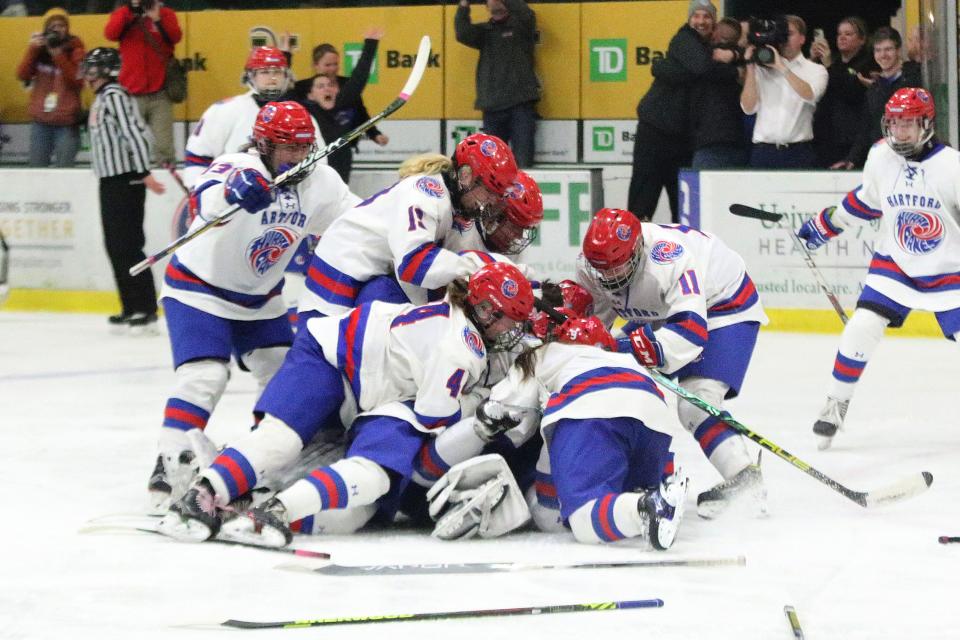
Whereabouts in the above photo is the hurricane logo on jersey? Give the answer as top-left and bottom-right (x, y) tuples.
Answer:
(615, 224), (633, 242)
(246, 226), (297, 275)
(480, 139), (497, 157)
(416, 176), (445, 199)
(462, 326), (486, 358)
(501, 278), (519, 298)
(895, 211), (944, 255)
(650, 241), (684, 264)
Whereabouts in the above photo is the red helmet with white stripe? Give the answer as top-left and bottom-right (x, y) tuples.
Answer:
(883, 87), (936, 157)
(581, 208), (644, 290)
(254, 102), (315, 146)
(555, 315), (617, 351)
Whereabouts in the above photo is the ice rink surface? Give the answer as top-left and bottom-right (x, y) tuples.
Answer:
(1, 312), (957, 640)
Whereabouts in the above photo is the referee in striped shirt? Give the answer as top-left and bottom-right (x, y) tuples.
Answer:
(82, 47), (165, 330)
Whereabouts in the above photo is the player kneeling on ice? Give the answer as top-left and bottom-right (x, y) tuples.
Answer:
(158, 262), (534, 544)
(578, 208), (768, 519)
(797, 87), (960, 450)
(148, 101), (359, 512)
(433, 310), (688, 548)
(297, 133), (541, 323)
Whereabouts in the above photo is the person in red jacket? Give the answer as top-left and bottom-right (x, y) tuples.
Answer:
(16, 7), (85, 167)
(104, 0), (181, 166)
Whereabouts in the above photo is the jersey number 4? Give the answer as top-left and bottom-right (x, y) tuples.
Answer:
(446, 369), (465, 398)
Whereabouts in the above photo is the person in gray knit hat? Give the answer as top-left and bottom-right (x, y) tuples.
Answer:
(689, 0), (717, 22)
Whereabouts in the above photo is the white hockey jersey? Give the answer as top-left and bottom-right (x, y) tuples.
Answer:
(298, 173), (492, 316)
(487, 342), (674, 447)
(307, 300), (489, 431)
(579, 224), (769, 374)
(828, 141), (960, 311)
(160, 151), (360, 321)
(182, 91), (326, 188)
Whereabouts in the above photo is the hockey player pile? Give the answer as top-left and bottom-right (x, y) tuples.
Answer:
(89, 42), (950, 552)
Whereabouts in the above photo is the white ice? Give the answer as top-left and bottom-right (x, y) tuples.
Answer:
(1, 312), (957, 640)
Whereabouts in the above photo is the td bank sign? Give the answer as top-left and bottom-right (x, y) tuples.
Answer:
(589, 39), (626, 82)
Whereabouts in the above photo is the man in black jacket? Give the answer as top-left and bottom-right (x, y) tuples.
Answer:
(455, 0), (540, 168)
(627, 0), (721, 222)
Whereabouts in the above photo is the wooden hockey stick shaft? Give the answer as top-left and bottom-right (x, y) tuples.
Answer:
(728, 204), (849, 324)
(129, 35), (433, 277)
(222, 599), (664, 629)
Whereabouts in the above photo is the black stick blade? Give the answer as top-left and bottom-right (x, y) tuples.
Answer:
(729, 204), (784, 222)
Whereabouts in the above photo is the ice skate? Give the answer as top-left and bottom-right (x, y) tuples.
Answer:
(696, 463), (766, 520)
(219, 497), (293, 548)
(642, 470), (688, 551)
(128, 312), (159, 336)
(158, 479), (222, 542)
(813, 397), (849, 450)
(107, 312), (133, 334)
(147, 450), (201, 513)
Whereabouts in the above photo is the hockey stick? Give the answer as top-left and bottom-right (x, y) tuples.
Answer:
(0, 230), (9, 303)
(162, 162), (189, 195)
(729, 204), (849, 324)
(129, 35), (433, 277)
(277, 555), (745, 577)
(79, 521), (330, 558)
(219, 599), (664, 629)
(939, 536), (960, 544)
(532, 299), (933, 509)
(784, 605), (806, 640)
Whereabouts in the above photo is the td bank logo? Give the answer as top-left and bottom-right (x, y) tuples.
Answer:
(592, 126), (615, 151)
(590, 39), (626, 82)
(451, 125), (478, 144)
(344, 42), (378, 84)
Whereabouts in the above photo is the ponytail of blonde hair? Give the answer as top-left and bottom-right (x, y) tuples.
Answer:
(398, 153), (453, 178)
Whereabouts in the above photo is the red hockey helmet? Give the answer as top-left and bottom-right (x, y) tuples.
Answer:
(243, 46), (290, 100)
(467, 262), (534, 352)
(254, 102), (316, 147)
(557, 279), (594, 317)
(481, 170), (543, 255)
(555, 315), (617, 351)
(454, 133), (518, 196)
(882, 87), (936, 157)
(581, 208), (644, 290)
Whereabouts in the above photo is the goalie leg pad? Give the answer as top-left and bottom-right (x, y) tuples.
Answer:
(427, 454), (531, 540)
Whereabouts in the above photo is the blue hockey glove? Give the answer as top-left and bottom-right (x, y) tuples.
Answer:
(224, 168), (273, 213)
(797, 206), (842, 250)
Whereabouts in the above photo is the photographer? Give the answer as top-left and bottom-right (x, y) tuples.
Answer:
(15, 7), (85, 167)
(740, 15), (827, 168)
(104, 0), (182, 167)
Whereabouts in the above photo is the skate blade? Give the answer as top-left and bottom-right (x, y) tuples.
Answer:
(219, 517), (289, 548)
(815, 434), (834, 451)
(157, 513), (215, 542)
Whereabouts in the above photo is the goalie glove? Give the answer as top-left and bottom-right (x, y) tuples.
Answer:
(426, 454), (531, 540)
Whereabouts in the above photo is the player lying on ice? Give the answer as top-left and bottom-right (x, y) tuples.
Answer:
(158, 262), (535, 543)
(577, 207), (769, 518)
(797, 87), (960, 449)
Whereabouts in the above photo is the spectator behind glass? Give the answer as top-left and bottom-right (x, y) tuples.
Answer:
(628, 0), (718, 222)
(291, 29), (388, 183)
(104, 0), (182, 166)
(811, 16), (879, 167)
(836, 27), (923, 169)
(15, 7), (85, 167)
(690, 17), (748, 169)
(741, 15), (828, 168)
(455, 0), (540, 168)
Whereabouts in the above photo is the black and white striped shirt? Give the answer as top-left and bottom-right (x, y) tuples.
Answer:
(88, 82), (153, 178)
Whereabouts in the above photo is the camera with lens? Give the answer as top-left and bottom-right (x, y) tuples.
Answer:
(44, 30), (66, 48)
(714, 43), (747, 66)
(127, 0), (157, 16)
(747, 16), (789, 65)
